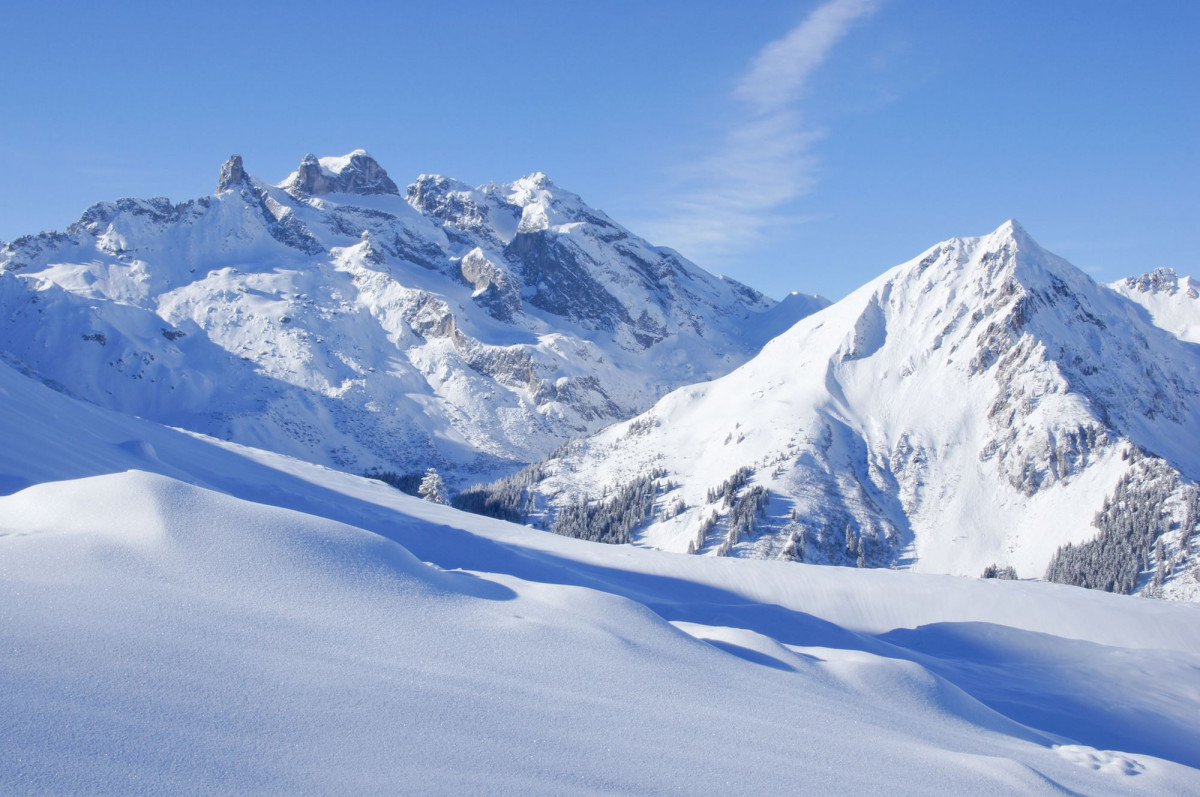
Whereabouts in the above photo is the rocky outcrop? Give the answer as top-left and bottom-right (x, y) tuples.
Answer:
(285, 150), (400, 197)
(458, 248), (521, 322)
(217, 155), (247, 192)
(1122, 267), (1195, 297)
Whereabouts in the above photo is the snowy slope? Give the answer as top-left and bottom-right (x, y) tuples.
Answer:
(1110, 267), (1200, 343)
(0, 151), (823, 482)
(1, 354), (1199, 793)
(518, 221), (1200, 600)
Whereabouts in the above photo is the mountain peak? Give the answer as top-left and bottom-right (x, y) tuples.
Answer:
(407, 174), (474, 206)
(504, 172), (566, 207)
(217, 155), (247, 192)
(281, 150), (399, 197)
(997, 218), (1025, 236)
(980, 218), (1038, 252)
(514, 171), (554, 190)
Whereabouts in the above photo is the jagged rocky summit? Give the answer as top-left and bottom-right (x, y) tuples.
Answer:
(498, 221), (1200, 601)
(281, 150), (401, 197)
(0, 151), (825, 483)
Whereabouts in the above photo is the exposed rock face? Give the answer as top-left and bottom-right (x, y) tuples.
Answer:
(217, 155), (247, 192)
(406, 175), (517, 247)
(458, 248), (521, 322)
(285, 150), (400, 197)
(292, 154), (328, 195)
(1122, 267), (1194, 296)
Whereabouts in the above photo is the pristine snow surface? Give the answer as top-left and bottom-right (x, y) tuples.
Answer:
(2, 345), (1199, 793)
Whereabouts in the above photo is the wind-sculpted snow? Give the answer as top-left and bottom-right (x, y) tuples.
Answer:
(0, 358), (1198, 793)
(0, 152), (824, 484)
(518, 221), (1200, 600)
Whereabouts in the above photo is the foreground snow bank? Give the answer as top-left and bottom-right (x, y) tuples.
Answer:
(2, 471), (1198, 794)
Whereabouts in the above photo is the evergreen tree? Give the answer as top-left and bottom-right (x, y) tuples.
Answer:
(418, 467), (448, 505)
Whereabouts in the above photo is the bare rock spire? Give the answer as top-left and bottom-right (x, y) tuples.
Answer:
(217, 155), (247, 192)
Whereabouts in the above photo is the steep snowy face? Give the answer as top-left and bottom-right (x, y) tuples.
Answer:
(518, 221), (1200, 600)
(1109, 267), (1200, 343)
(0, 152), (818, 482)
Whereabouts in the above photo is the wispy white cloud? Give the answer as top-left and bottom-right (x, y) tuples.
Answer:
(644, 0), (880, 262)
(736, 0), (879, 112)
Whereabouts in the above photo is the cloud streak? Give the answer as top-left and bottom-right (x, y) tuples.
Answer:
(645, 0), (879, 264)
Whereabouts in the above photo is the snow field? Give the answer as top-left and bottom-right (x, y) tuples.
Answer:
(3, 471), (1198, 794)
(0, 355), (1197, 791)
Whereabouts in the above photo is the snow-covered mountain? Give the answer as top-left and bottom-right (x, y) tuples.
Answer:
(1110, 267), (1200, 343)
(0, 150), (824, 482)
(2, 345), (1199, 792)
(507, 221), (1200, 600)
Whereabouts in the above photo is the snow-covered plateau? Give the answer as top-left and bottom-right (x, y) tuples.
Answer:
(1, 353), (1199, 794)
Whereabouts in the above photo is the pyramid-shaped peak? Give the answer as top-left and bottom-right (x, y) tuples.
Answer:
(980, 219), (1039, 251)
(997, 218), (1025, 236)
(888, 219), (1089, 310)
(942, 219), (1054, 270)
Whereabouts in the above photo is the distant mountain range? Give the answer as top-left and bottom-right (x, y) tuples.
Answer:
(0, 151), (824, 481)
(2, 153), (1197, 600)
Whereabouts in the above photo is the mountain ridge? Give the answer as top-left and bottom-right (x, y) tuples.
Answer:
(501, 220), (1200, 600)
(0, 151), (827, 483)
(4, 154), (1197, 600)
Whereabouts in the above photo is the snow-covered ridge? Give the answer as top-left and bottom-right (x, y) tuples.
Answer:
(513, 221), (1200, 600)
(1110, 266), (1200, 343)
(0, 151), (825, 483)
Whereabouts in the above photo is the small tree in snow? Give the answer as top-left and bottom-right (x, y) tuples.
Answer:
(982, 563), (1018, 580)
(418, 467), (448, 504)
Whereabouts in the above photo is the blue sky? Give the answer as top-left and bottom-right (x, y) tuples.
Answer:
(1, 0), (1195, 299)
